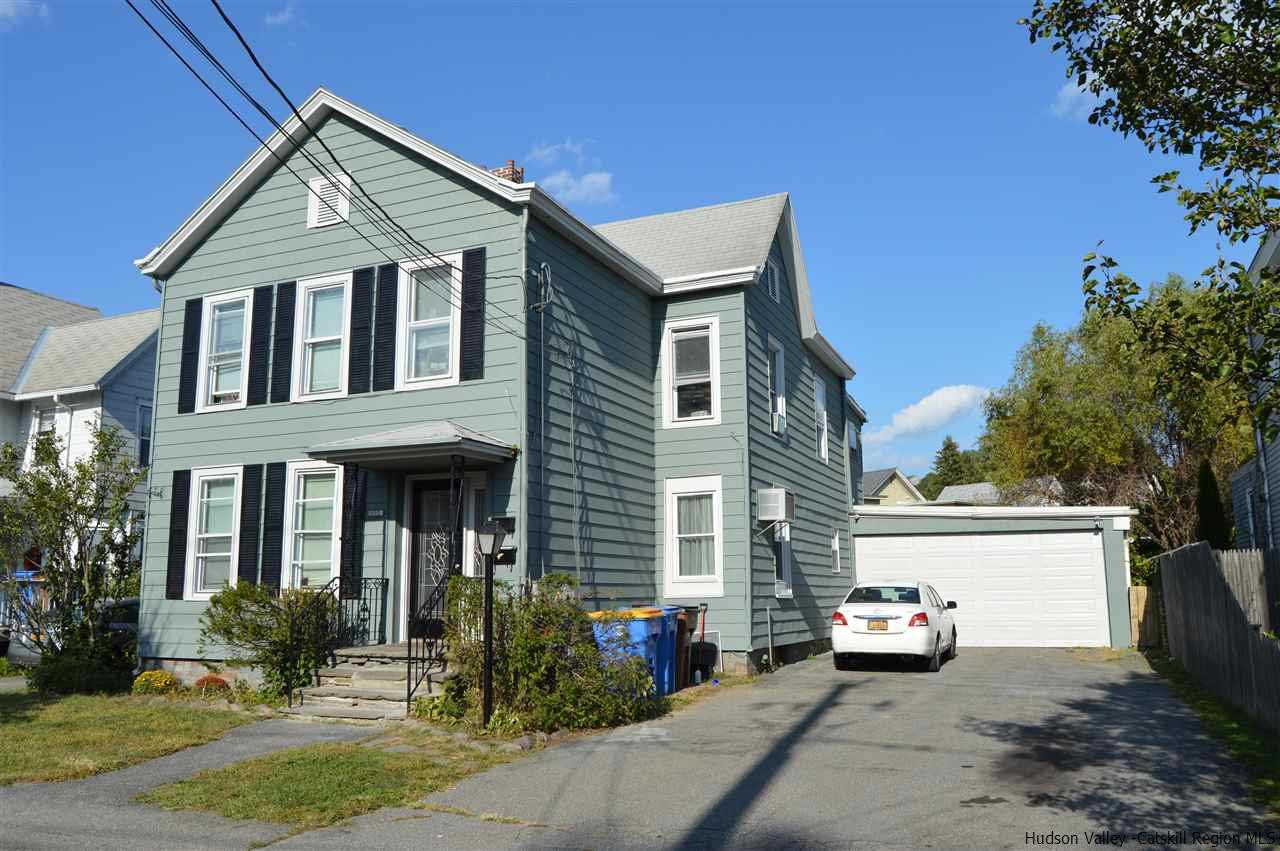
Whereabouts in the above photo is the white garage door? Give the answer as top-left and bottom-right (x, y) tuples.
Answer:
(853, 531), (1110, 647)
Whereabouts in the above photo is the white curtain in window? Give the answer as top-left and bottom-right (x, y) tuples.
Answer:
(677, 493), (714, 576)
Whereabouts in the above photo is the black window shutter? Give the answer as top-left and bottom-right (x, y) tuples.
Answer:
(348, 268), (374, 394)
(177, 300), (202, 414)
(260, 462), (287, 590)
(237, 464), (264, 584)
(372, 263), (398, 391)
(460, 247), (487, 381)
(270, 282), (296, 404)
(165, 469), (192, 600)
(246, 286), (274, 406)
(339, 464), (366, 599)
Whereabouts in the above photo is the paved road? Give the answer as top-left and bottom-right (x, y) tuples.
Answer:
(282, 649), (1272, 849)
(0, 718), (367, 850)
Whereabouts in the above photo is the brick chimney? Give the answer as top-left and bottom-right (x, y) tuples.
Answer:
(489, 159), (524, 183)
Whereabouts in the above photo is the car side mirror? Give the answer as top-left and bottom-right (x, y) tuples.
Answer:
(946, 601), (957, 610)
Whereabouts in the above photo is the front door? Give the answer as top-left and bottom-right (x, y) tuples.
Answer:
(409, 482), (455, 634)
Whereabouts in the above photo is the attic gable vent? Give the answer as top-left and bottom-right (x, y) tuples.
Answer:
(306, 173), (351, 228)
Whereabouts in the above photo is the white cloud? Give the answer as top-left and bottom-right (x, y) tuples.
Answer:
(539, 170), (617, 205)
(265, 2), (296, 26)
(0, 0), (49, 32)
(526, 138), (588, 167)
(862, 385), (991, 447)
(1050, 80), (1099, 121)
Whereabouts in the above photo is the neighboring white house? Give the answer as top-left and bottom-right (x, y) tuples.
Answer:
(0, 282), (159, 494)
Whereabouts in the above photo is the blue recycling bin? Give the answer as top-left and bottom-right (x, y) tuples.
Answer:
(653, 606), (682, 697)
(589, 608), (667, 694)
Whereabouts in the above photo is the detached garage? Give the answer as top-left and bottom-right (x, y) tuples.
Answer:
(850, 505), (1135, 650)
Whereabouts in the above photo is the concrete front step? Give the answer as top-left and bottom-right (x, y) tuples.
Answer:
(301, 684), (406, 703)
(281, 703), (406, 722)
(317, 664), (408, 685)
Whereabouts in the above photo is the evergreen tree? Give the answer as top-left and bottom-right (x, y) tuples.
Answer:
(1194, 459), (1232, 550)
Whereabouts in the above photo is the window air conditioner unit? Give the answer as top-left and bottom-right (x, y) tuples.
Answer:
(757, 488), (795, 524)
(771, 412), (787, 434)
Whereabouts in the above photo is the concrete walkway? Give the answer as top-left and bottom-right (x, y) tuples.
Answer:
(0, 718), (367, 850)
(279, 649), (1272, 850)
(0, 676), (26, 693)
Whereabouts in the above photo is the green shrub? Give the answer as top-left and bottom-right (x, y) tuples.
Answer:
(433, 573), (666, 734)
(198, 583), (337, 700)
(27, 641), (133, 695)
(0, 657), (25, 678)
(132, 670), (182, 695)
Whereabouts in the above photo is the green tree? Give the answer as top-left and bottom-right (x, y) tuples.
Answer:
(1195, 458), (1233, 549)
(1022, 0), (1280, 453)
(980, 291), (1253, 550)
(0, 426), (145, 657)
(917, 435), (985, 500)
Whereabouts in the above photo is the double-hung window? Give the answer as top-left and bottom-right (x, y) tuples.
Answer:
(197, 290), (252, 412)
(767, 336), (786, 434)
(662, 316), (721, 428)
(187, 466), (241, 599)
(814, 377), (829, 462)
(664, 475), (724, 598)
(283, 460), (342, 589)
(294, 274), (351, 401)
(138, 403), (153, 466)
(397, 256), (462, 389)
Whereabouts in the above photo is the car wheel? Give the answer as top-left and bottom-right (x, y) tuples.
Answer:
(833, 653), (852, 671)
(945, 629), (957, 661)
(925, 638), (941, 673)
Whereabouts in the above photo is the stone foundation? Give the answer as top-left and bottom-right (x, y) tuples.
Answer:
(139, 657), (264, 687)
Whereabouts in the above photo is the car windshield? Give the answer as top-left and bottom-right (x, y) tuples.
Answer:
(846, 586), (920, 604)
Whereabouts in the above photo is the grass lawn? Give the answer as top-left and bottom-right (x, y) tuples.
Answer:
(0, 692), (249, 785)
(138, 723), (517, 831)
(1146, 650), (1280, 823)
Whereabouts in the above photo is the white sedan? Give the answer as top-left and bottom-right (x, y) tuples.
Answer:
(831, 580), (957, 672)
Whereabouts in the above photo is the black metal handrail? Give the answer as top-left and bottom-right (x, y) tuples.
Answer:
(406, 578), (450, 708)
(338, 578), (389, 648)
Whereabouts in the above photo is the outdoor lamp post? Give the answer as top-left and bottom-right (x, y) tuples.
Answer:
(475, 521), (506, 728)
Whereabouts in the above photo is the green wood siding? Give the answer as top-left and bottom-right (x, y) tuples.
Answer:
(654, 289), (751, 651)
(525, 216), (657, 608)
(140, 114), (525, 660)
(744, 240), (851, 651)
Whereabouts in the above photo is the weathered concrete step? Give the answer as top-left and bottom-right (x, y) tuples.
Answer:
(318, 665), (408, 683)
(281, 703), (406, 722)
(301, 685), (406, 702)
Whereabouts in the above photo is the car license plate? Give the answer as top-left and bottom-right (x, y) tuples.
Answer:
(868, 619), (888, 631)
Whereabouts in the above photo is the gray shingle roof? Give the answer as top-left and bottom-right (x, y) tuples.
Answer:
(15, 309), (159, 395)
(0, 284), (101, 392)
(593, 193), (788, 281)
(308, 420), (517, 466)
(934, 482), (1002, 505)
(861, 468), (898, 497)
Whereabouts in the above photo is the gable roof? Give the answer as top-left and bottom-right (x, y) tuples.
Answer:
(595, 194), (788, 284)
(934, 482), (1002, 505)
(12, 309), (160, 398)
(135, 88), (852, 379)
(861, 467), (926, 502)
(0, 284), (101, 393)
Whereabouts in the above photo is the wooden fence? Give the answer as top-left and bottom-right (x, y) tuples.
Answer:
(1129, 586), (1163, 647)
(1159, 543), (1280, 733)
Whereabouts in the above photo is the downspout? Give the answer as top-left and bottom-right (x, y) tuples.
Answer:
(1254, 424), (1275, 549)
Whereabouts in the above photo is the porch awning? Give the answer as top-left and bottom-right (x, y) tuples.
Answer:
(306, 420), (518, 469)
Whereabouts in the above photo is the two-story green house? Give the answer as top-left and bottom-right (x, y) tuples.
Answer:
(135, 89), (857, 712)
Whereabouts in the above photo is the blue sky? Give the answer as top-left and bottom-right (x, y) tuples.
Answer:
(0, 0), (1250, 476)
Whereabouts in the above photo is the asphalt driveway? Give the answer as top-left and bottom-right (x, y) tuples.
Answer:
(283, 648), (1272, 849)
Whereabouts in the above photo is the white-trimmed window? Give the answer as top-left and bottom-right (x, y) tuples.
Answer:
(293, 273), (352, 401)
(186, 466), (242, 600)
(664, 475), (724, 598)
(661, 316), (721, 428)
(767, 335), (786, 434)
(282, 460), (343, 589)
(36, 408), (56, 435)
(831, 528), (841, 574)
(196, 289), (253, 412)
(763, 259), (781, 303)
(773, 521), (792, 598)
(814, 377), (829, 462)
(138, 402), (153, 466)
(306, 173), (351, 228)
(396, 255), (462, 389)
